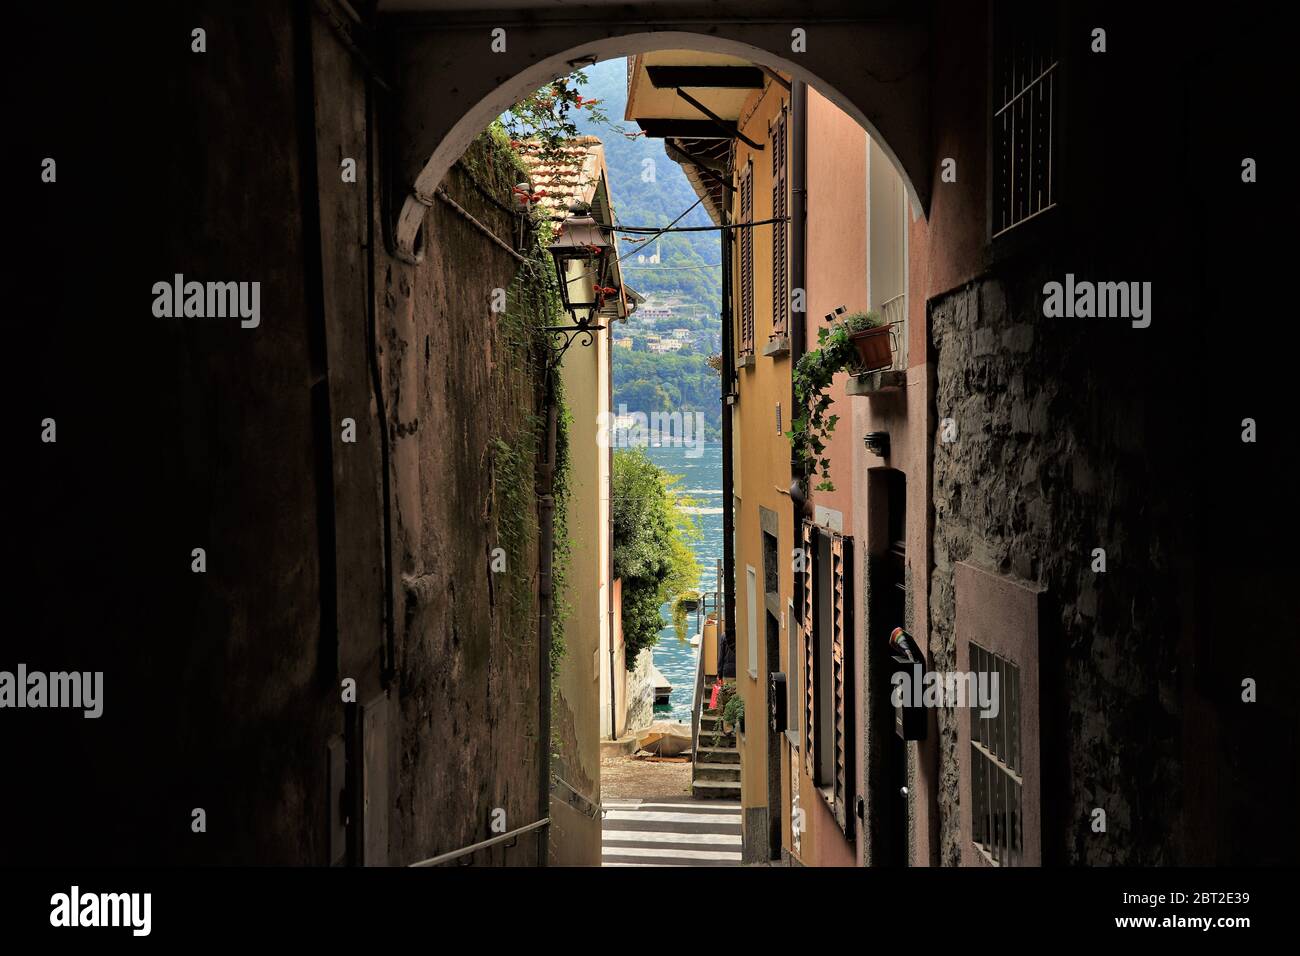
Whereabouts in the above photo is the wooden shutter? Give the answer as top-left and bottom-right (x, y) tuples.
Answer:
(739, 160), (754, 354)
(770, 106), (788, 338)
(800, 519), (817, 778)
(830, 534), (855, 836)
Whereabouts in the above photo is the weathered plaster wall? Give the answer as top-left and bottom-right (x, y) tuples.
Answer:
(548, 255), (609, 865)
(17, 0), (342, 865)
(383, 134), (550, 866)
(14, 1), (557, 866)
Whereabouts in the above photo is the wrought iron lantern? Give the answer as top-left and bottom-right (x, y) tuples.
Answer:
(545, 201), (613, 360)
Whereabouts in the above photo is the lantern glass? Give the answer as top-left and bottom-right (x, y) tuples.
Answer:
(547, 206), (612, 324)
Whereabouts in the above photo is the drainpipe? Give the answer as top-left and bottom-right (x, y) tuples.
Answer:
(607, 325), (618, 741)
(721, 202), (737, 674)
(790, 80), (808, 505)
(536, 367), (558, 866)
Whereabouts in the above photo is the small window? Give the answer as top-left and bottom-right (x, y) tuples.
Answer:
(969, 642), (1023, 865)
(991, 0), (1059, 236)
(762, 530), (779, 597)
(956, 562), (1043, 865)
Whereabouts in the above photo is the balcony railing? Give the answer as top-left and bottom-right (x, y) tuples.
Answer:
(879, 293), (906, 369)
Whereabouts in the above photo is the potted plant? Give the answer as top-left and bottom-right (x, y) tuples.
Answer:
(721, 693), (745, 735)
(711, 680), (740, 744)
(788, 310), (886, 492)
(847, 312), (892, 373)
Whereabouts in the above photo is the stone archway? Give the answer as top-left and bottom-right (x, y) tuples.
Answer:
(380, 6), (931, 262)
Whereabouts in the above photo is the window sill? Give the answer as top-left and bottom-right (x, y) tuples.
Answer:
(736, 352), (755, 370)
(763, 336), (790, 358)
(846, 368), (906, 396)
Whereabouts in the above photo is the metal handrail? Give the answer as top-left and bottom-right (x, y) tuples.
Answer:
(691, 635), (706, 756)
(407, 817), (550, 868)
(552, 776), (602, 820)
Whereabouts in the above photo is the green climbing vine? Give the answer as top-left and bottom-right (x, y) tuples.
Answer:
(787, 310), (882, 492)
(473, 127), (574, 685)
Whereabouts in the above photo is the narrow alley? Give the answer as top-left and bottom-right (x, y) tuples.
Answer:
(8, 2), (1298, 931)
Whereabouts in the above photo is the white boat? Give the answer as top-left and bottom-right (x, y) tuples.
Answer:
(635, 721), (693, 757)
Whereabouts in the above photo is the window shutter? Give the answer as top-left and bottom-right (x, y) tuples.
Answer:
(800, 519), (816, 778)
(771, 106), (788, 338)
(739, 161), (755, 354)
(830, 533), (855, 836)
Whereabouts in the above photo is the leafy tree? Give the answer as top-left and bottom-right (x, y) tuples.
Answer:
(500, 72), (623, 174)
(612, 449), (702, 668)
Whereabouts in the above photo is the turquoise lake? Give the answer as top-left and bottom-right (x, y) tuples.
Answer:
(641, 442), (723, 723)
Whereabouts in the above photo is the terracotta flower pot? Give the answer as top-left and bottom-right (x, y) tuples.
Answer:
(849, 325), (893, 373)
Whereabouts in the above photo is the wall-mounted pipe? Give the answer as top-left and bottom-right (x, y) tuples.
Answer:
(721, 198), (738, 669)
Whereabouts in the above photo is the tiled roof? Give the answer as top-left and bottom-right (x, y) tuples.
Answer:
(514, 136), (606, 214)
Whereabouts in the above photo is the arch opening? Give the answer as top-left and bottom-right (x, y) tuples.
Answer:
(393, 29), (930, 262)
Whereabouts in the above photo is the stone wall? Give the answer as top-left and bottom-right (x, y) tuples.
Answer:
(625, 648), (657, 732)
(928, 265), (1191, 865)
(383, 133), (553, 866)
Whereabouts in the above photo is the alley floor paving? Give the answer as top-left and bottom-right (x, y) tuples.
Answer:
(601, 798), (742, 866)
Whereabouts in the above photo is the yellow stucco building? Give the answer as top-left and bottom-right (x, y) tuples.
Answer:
(520, 138), (634, 865)
(628, 52), (918, 866)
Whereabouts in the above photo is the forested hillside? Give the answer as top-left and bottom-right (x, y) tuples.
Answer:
(613, 351), (721, 440)
(565, 59), (724, 441)
(570, 60), (722, 314)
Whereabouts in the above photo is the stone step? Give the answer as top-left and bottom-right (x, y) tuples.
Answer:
(694, 746), (740, 763)
(692, 780), (743, 798)
(698, 725), (737, 742)
(693, 762), (742, 782)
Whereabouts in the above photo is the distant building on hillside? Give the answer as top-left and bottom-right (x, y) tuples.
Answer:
(633, 241), (661, 264)
(638, 294), (685, 322)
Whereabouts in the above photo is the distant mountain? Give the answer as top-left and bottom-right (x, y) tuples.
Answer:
(570, 60), (722, 315)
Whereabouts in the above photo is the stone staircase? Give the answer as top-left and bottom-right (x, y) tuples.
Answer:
(692, 705), (741, 799)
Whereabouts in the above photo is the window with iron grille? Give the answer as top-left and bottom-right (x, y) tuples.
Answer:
(738, 160), (755, 354)
(800, 520), (855, 837)
(969, 641), (1022, 865)
(770, 105), (788, 339)
(991, 0), (1058, 237)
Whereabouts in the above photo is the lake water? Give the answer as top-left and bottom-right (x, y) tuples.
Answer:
(642, 442), (723, 723)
